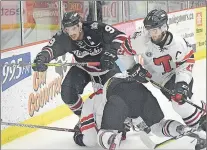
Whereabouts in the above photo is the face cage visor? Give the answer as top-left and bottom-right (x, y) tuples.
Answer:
(144, 23), (168, 37)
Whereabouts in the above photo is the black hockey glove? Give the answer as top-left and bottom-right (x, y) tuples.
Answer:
(127, 63), (152, 83)
(100, 49), (118, 71)
(124, 118), (132, 132)
(73, 122), (85, 146)
(32, 52), (49, 72)
(171, 82), (190, 104)
(121, 118), (133, 141)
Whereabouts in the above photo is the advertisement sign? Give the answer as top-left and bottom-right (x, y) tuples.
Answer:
(28, 54), (72, 117)
(28, 71), (63, 117)
(114, 20), (137, 36)
(1, 44), (73, 129)
(195, 7), (206, 52)
(102, 1), (123, 25)
(1, 52), (32, 91)
(168, 9), (196, 50)
(62, 1), (89, 21)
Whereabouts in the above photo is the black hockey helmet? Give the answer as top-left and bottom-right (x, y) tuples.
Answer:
(62, 11), (81, 28)
(143, 9), (168, 30)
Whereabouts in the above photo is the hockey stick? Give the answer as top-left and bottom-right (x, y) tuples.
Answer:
(126, 72), (206, 113)
(154, 127), (202, 149)
(1, 62), (100, 67)
(1, 119), (78, 133)
(148, 79), (206, 113)
(140, 126), (200, 149)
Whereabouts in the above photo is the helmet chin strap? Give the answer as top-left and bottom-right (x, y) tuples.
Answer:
(161, 32), (167, 40)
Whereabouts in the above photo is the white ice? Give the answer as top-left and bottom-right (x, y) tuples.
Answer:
(2, 59), (206, 149)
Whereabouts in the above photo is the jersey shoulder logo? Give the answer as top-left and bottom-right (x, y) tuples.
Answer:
(56, 30), (63, 36)
(90, 22), (99, 30)
(131, 31), (141, 39)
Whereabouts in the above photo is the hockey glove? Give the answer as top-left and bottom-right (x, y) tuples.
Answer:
(171, 82), (189, 104)
(100, 49), (118, 71)
(122, 118), (133, 141)
(127, 63), (152, 83)
(107, 132), (122, 150)
(32, 52), (48, 72)
(73, 122), (86, 146)
(131, 117), (151, 134)
(121, 123), (130, 141)
(97, 130), (122, 150)
(124, 118), (132, 132)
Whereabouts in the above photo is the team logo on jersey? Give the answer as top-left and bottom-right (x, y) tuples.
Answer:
(145, 51), (152, 57)
(131, 31), (141, 39)
(76, 41), (84, 47)
(87, 36), (95, 45)
(73, 48), (102, 58)
(91, 22), (98, 30)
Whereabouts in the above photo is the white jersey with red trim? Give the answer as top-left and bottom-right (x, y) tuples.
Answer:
(118, 31), (195, 86)
(79, 89), (107, 147)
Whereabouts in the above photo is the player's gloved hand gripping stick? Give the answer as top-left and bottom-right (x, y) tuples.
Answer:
(126, 68), (206, 113)
(147, 79), (206, 113)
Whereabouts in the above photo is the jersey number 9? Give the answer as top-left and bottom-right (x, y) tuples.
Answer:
(105, 25), (115, 33)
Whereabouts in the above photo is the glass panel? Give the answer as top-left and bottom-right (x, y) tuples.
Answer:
(101, 1), (123, 25)
(23, 0), (61, 45)
(124, 1), (147, 21)
(62, 1), (90, 21)
(97, 1), (103, 22)
(1, 1), (21, 50)
(147, 1), (168, 12)
(86, 1), (93, 21)
(188, 1), (206, 8)
(168, 1), (188, 12)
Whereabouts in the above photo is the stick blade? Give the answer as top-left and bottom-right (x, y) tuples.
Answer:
(139, 131), (156, 149)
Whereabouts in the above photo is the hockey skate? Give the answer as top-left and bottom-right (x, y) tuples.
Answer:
(131, 117), (151, 134)
(194, 114), (207, 150)
(190, 130), (206, 150)
(199, 114), (206, 132)
(124, 117), (151, 134)
(176, 125), (206, 150)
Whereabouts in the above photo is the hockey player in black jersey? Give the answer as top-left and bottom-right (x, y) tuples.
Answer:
(72, 76), (206, 150)
(32, 11), (127, 116)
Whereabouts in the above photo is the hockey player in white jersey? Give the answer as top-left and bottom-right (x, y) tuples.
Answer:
(72, 77), (206, 150)
(118, 8), (206, 146)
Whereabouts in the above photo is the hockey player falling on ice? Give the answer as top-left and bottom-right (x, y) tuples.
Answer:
(72, 76), (206, 150)
(118, 9), (206, 148)
(32, 11), (127, 116)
